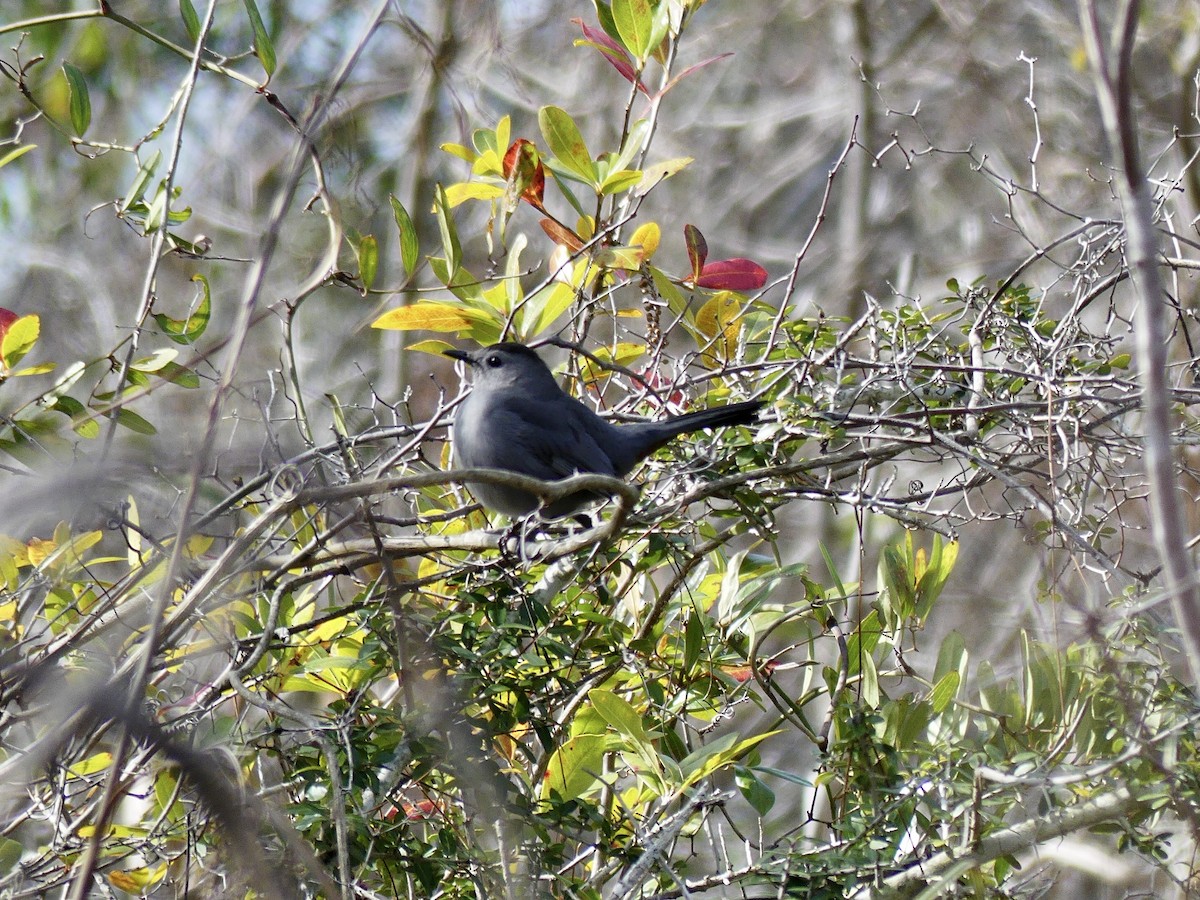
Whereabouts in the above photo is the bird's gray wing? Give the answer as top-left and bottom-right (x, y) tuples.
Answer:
(477, 396), (618, 480)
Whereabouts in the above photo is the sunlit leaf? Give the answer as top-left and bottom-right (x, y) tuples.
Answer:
(447, 183), (504, 213)
(1, 314), (39, 369)
(371, 301), (474, 333)
(433, 184), (462, 276)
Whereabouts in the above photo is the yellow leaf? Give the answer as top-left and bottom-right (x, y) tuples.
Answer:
(371, 302), (473, 333)
(444, 181), (504, 207)
(26, 537), (57, 566)
(630, 222), (660, 259)
(695, 291), (744, 363)
(69, 751), (113, 778)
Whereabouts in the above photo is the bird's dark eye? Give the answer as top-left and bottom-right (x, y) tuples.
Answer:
(486, 355), (503, 368)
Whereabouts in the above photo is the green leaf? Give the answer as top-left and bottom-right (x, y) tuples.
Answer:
(541, 734), (611, 801)
(433, 184), (461, 277)
(357, 234), (378, 292)
(154, 275), (211, 344)
(683, 611), (704, 674)
(929, 671), (960, 713)
(119, 150), (162, 216)
(599, 168), (642, 195)
(1, 315), (39, 369)
(115, 408), (158, 436)
(242, 0), (276, 78)
(538, 106), (597, 185)
(62, 63), (91, 136)
(735, 766), (775, 816)
(179, 0), (200, 41)
(611, 0), (655, 61)
(530, 282), (575, 336)
(0, 144), (36, 171)
(589, 689), (653, 746)
(389, 195), (419, 278)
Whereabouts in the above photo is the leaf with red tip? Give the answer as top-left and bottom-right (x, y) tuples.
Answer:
(571, 18), (649, 94)
(539, 217), (585, 253)
(0, 307), (17, 340)
(683, 224), (708, 282)
(502, 139), (546, 212)
(696, 258), (768, 291)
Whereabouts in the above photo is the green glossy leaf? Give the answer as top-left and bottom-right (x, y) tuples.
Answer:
(62, 63), (91, 136)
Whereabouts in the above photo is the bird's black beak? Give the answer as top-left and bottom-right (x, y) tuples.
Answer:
(443, 348), (473, 365)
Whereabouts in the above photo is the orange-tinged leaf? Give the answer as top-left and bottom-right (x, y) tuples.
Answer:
(540, 218), (585, 253)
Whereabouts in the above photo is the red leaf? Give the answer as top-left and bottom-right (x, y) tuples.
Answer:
(0, 307), (16, 341)
(539, 217), (585, 253)
(502, 139), (546, 211)
(696, 258), (768, 291)
(683, 224), (707, 281)
(571, 18), (649, 95)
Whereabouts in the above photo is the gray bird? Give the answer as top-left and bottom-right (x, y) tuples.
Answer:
(443, 342), (763, 517)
